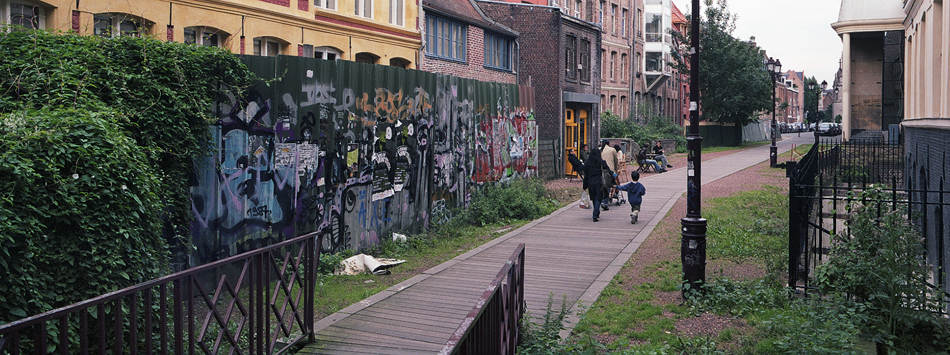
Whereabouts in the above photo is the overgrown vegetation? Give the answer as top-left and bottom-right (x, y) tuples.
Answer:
(601, 106), (686, 153)
(0, 28), (255, 324)
(814, 186), (950, 353)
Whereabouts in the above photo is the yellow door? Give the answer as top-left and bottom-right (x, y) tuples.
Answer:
(565, 109), (578, 176)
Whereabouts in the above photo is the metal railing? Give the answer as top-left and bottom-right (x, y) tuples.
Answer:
(0, 232), (322, 355)
(439, 243), (525, 355)
(786, 138), (950, 292)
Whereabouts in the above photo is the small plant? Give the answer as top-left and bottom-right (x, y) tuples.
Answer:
(814, 186), (950, 353)
(518, 294), (572, 354)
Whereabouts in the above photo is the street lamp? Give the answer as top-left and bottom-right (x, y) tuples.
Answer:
(808, 80), (828, 142)
(766, 57), (782, 168)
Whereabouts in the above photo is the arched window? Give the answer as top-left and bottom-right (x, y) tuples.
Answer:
(4, 1), (46, 30)
(303, 45), (341, 60)
(389, 57), (411, 69)
(184, 26), (226, 47)
(94, 13), (150, 38)
(355, 52), (379, 64)
(253, 37), (286, 57)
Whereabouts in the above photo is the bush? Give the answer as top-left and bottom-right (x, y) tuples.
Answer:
(0, 109), (169, 324)
(0, 28), (256, 262)
(814, 186), (950, 352)
(464, 178), (558, 226)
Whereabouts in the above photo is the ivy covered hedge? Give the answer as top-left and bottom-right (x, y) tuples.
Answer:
(0, 28), (255, 324)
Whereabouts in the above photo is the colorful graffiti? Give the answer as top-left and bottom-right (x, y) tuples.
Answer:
(188, 57), (537, 266)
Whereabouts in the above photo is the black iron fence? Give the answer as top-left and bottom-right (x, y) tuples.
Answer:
(788, 138), (949, 305)
(0, 232), (322, 354)
(439, 243), (525, 355)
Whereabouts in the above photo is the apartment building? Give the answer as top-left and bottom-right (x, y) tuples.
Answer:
(1, 0), (420, 67)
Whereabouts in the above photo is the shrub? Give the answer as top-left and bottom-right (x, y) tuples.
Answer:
(601, 107), (686, 153)
(0, 28), (256, 263)
(464, 178), (558, 226)
(0, 108), (169, 324)
(814, 186), (950, 352)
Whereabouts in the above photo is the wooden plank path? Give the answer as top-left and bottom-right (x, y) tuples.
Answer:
(298, 135), (814, 354)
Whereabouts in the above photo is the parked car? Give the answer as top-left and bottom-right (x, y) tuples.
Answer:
(817, 122), (841, 136)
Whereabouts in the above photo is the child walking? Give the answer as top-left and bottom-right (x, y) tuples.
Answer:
(615, 171), (646, 224)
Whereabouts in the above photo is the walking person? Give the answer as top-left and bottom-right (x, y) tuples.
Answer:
(583, 147), (613, 222)
(616, 171), (646, 224)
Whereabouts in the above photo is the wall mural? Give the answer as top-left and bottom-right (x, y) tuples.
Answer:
(188, 57), (536, 267)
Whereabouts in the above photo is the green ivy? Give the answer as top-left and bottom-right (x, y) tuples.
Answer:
(0, 28), (256, 323)
(0, 108), (167, 323)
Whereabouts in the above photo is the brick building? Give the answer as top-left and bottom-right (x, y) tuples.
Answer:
(478, 1), (602, 177)
(420, 0), (519, 84)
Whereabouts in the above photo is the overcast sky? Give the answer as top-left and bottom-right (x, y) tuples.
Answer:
(674, 0), (843, 84)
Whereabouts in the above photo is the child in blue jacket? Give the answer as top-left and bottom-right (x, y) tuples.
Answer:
(616, 171), (646, 224)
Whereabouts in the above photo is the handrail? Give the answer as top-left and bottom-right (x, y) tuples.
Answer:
(0, 231), (323, 355)
(439, 243), (525, 355)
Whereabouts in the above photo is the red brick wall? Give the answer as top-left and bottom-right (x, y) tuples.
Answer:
(298, 44), (304, 57)
(167, 25), (174, 41)
(240, 36), (246, 54)
(298, 0), (308, 11)
(260, 0), (290, 7)
(71, 10), (80, 33)
(420, 26), (517, 85)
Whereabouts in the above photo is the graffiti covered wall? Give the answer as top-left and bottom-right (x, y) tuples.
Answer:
(188, 56), (536, 266)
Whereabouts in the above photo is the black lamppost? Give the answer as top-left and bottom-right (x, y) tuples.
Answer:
(808, 80), (828, 142)
(766, 57), (782, 168)
(681, 0), (706, 298)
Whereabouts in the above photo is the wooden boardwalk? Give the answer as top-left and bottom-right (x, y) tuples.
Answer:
(298, 136), (813, 354)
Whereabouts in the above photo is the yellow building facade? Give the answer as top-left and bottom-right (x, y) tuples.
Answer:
(2, 0), (420, 68)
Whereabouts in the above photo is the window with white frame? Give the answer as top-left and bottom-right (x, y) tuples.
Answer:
(94, 13), (146, 38)
(425, 15), (466, 62)
(389, 0), (403, 26)
(315, 0), (336, 10)
(5, 1), (45, 30)
(305, 45), (340, 60)
(184, 27), (221, 47)
(253, 37), (283, 57)
(355, 0), (372, 19)
(484, 32), (512, 71)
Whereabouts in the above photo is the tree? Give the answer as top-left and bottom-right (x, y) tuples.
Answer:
(803, 76), (823, 123)
(671, 0), (771, 126)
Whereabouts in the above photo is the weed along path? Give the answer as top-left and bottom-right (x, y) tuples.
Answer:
(297, 135), (815, 354)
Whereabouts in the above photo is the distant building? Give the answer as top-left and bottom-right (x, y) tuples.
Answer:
(3, 0), (421, 68)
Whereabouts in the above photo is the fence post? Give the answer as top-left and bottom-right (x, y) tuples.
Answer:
(786, 161), (801, 290)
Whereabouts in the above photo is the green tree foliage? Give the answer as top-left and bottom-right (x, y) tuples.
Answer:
(0, 109), (167, 323)
(671, 0), (771, 126)
(601, 105), (686, 152)
(0, 28), (256, 323)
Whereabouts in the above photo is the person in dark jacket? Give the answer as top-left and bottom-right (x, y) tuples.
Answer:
(583, 147), (613, 222)
(616, 171), (646, 224)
